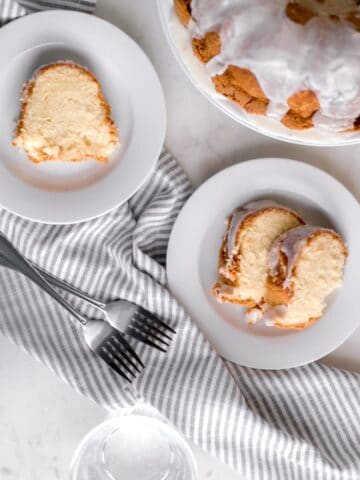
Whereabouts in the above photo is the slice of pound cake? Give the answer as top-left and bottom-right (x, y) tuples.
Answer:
(13, 62), (119, 163)
(260, 225), (348, 329)
(212, 200), (304, 306)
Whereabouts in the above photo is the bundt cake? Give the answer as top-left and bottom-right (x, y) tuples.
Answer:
(212, 200), (304, 306)
(13, 62), (119, 163)
(174, 0), (360, 132)
(258, 225), (348, 329)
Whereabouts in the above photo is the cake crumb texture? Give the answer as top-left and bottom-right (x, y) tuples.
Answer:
(212, 203), (304, 306)
(13, 62), (119, 163)
(266, 228), (347, 329)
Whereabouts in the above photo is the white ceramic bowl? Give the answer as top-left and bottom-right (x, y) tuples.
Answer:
(158, 0), (360, 147)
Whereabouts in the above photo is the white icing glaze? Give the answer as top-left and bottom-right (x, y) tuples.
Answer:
(213, 282), (237, 299)
(246, 304), (288, 326)
(189, 0), (360, 131)
(245, 307), (263, 325)
(225, 199), (279, 257)
(268, 225), (331, 287)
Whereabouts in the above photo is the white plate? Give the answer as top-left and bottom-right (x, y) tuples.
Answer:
(0, 11), (166, 224)
(158, 0), (360, 147)
(167, 159), (360, 369)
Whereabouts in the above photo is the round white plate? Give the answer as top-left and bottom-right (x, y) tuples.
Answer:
(0, 11), (166, 224)
(158, 0), (360, 147)
(167, 159), (360, 369)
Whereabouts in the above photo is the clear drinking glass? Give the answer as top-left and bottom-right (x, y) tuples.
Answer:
(70, 404), (197, 480)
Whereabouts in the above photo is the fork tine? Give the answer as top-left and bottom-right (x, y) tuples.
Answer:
(112, 333), (145, 369)
(137, 308), (176, 334)
(132, 316), (173, 341)
(141, 312), (176, 334)
(107, 359), (133, 383)
(109, 360), (133, 382)
(131, 323), (170, 346)
(129, 329), (167, 353)
(109, 337), (143, 374)
(102, 343), (135, 377)
(98, 348), (133, 382)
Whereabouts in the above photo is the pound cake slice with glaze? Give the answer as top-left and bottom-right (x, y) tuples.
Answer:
(260, 225), (348, 329)
(212, 200), (304, 306)
(13, 62), (119, 163)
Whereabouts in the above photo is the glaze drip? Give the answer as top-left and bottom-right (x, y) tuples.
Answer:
(226, 199), (279, 257)
(268, 225), (330, 287)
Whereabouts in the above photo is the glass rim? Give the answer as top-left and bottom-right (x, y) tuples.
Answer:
(70, 408), (198, 480)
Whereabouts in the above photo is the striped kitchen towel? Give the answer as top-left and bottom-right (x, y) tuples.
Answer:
(1, 5), (360, 480)
(0, 0), (94, 25)
(1, 150), (360, 480)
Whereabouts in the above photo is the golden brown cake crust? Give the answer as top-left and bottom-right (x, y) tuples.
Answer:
(212, 66), (269, 115)
(281, 111), (315, 130)
(192, 32), (221, 63)
(13, 62), (118, 163)
(174, 0), (192, 26)
(347, 12), (360, 31)
(281, 90), (320, 130)
(287, 90), (320, 118)
(286, 2), (316, 25)
(213, 206), (304, 305)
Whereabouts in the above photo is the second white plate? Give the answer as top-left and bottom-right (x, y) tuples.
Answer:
(167, 159), (360, 369)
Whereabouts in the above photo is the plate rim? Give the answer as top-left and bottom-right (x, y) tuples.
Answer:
(166, 158), (360, 369)
(0, 10), (166, 224)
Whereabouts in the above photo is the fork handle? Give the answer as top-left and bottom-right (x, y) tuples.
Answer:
(33, 265), (106, 310)
(0, 252), (105, 310)
(0, 233), (88, 326)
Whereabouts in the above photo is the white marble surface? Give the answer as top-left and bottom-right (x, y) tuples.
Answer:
(1, 0), (360, 479)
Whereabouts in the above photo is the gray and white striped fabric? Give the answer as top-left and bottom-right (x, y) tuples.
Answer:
(1, 151), (360, 480)
(0, 0), (94, 25)
(1, 4), (360, 480)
